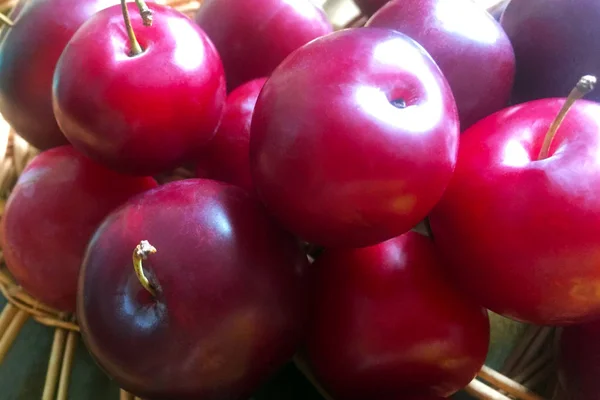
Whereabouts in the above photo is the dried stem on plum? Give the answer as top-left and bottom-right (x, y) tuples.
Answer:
(121, 0), (143, 56)
(134, 0), (153, 26)
(133, 240), (157, 296)
(538, 75), (596, 160)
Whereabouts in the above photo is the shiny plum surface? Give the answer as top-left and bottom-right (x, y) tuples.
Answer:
(1, 146), (156, 311)
(250, 28), (459, 248)
(53, 3), (226, 175)
(78, 179), (310, 399)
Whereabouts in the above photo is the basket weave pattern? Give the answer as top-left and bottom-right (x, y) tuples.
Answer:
(0, 0), (560, 399)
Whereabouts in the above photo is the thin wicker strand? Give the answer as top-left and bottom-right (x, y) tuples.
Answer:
(33, 316), (79, 332)
(0, 309), (28, 364)
(465, 379), (513, 400)
(0, 268), (79, 331)
(0, 12), (12, 26)
(0, 284), (64, 323)
(501, 325), (543, 374)
(512, 348), (554, 384)
(0, 159), (15, 195)
(0, 118), (10, 164)
(0, 267), (10, 285)
(478, 365), (545, 400)
(0, 291), (58, 319)
(508, 327), (554, 377)
(341, 13), (364, 28)
(345, 14), (367, 28)
(2, 280), (62, 314)
(56, 330), (77, 400)
(293, 355), (334, 400)
(10, 289), (62, 314)
(172, 1), (200, 14)
(522, 362), (555, 390)
(552, 380), (567, 400)
(0, 302), (17, 338)
(166, 0), (198, 7)
(42, 328), (67, 400)
(12, 132), (36, 174)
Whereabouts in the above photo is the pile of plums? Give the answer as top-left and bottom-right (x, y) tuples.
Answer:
(0, 0), (598, 398)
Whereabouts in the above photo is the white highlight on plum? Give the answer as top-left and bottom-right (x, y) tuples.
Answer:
(167, 18), (205, 71)
(435, 0), (500, 45)
(357, 36), (445, 134)
(354, 84), (442, 134)
(283, 0), (320, 21)
(502, 139), (531, 167)
(209, 204), (233, 238)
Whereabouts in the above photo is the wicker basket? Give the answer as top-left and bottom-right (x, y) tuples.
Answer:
(0, 0), (561, 399)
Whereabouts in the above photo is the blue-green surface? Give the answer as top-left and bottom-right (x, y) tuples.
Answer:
(0, 294), (526, 400)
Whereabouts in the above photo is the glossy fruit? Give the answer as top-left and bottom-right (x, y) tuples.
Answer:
(429, 93), (600, 325)
(558, 320), (600, 399)
(250, 28), (459, 248)
(194, 0), (332, 91)
(352, 0), (389, 16)
(306, 231), (490, 399)
(1, 146), (156, 312)
(367, 0), (514, 130)
(78, 179), (310, 399)
(53, 2), (226, 175)
(196, 77), (267, 192)
(501, 0), (600, 104)
(0, 0), (119, 150)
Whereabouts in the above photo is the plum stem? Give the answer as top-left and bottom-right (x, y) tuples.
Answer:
(134, 0), (153, 26)
(121, 0), (143, 56)
(0, 13), (14, 27)
(132, 240), (157, 296)
(537, 75), (596, 160)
